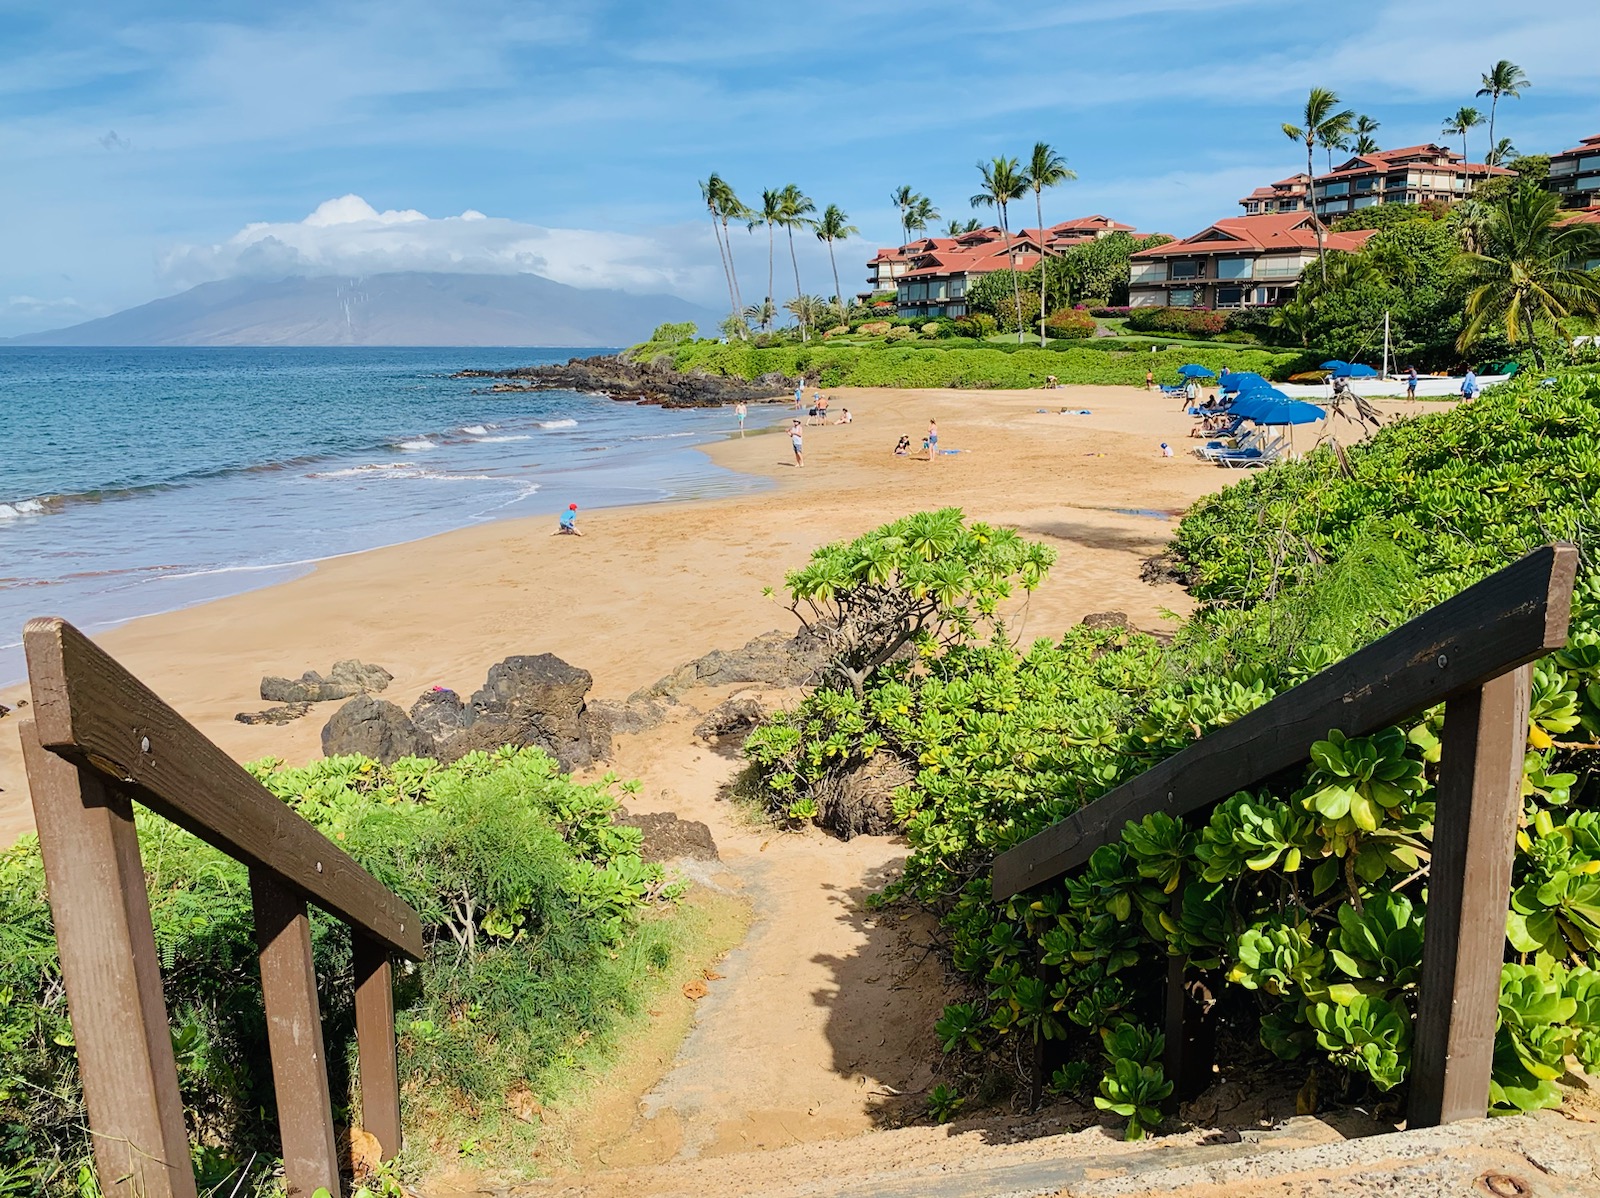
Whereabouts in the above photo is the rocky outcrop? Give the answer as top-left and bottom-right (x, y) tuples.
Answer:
(694, 697), (767, 744)
(629, 629), (829, 706)
(615, 809), (720, 863)
(1080, 611), (1131, 631)
(409, 687), (475, 740)
(321, 695), (437, 762)
(453, 354), (793, 409)
(262, 659), (392, 703)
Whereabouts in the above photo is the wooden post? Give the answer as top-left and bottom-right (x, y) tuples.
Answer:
(353, 934), (403, 1160)
(1410, 665), (1532, 1126)
(19, 721), (198, 1198)
(252, 871), (340, 1198)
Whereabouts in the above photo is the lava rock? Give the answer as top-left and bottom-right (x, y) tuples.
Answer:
(235, 702), (313, 726)
(1079, 611), (1131, 631)
(261, 659), (392, 703)
(453, 354), (793, 409)
(616, 809), (720, 862)
(329, 659), (393, 693)
(694, 697), (767, 743)
(321, 695), (436, 764)
(410, 687), (475, 740)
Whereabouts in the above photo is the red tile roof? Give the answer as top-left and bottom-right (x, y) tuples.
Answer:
(1554, 134), (1600, 157)
(1131, 213), (1376, 259)
(1559, 210), (1600, 226)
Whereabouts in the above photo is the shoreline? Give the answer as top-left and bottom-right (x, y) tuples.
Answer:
(0, 385), (1442, 846)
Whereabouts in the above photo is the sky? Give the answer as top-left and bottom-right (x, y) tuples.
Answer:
(1, 0), (1598, 335)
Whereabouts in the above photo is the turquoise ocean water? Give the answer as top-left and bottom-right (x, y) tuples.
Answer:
(0, 347), (772, 683)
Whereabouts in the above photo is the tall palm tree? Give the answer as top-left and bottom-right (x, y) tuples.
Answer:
(1317, 111), (1355, 173)
(699, 174), (739, 320)
(753, 189), (785, 312)
(906, 195), (939, 237)
(775, 185), (817, 340)
(890, 185), (917, 246)
(971, 156), (1030, 343)
(1283, 88), (1355, 281)
(1443, 107), (1486, 189)
(815, 204), (860, 320)
(1457, 181), (1600, 362)
(1025, 141), (1076, 343)
(1477, 61), (1530, 178)
(743, 299), (776, 332)
(1349, 115), (1381, 156)
(706, 175), (750, 320)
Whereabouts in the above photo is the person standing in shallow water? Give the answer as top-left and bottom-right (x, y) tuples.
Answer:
(735, 401), (747, 436)
(790, 419), (804, 467)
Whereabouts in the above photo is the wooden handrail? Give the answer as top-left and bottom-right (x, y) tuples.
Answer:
(988, 543), (1579, 1131)
(21, 617), (425, 1198)
(25, 617), (422, 958)
(991, 543), (1577, 900)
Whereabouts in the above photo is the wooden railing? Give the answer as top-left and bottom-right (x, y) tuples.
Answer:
(19, 618), (425, 1198)
(992, 544), (1578, 1127)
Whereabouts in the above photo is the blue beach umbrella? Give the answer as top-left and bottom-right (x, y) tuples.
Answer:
(1344, 363), (1378, 378)
(1321, 360), (1351, 373)
(1230, 393), (1287, 420)
(1261, 400), (1325, 425)
(1221, 371), (1268, 394)
(1178, 364), (1215, 379)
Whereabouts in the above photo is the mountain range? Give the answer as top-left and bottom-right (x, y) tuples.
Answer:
(5, 272), (718, 347)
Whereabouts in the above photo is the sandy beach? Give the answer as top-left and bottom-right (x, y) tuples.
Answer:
(0, 384), (1437, 845)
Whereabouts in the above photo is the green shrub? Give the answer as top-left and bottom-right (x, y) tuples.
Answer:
(857, 320), (892, 336)
(885, 325), (917, 342)
(0, 748), (680, 1193)
(955, 314), (997, 338)
(1042, 309), (1097, 339)
(647, 321), (697, 345)
(1124, 308), (1229, 336)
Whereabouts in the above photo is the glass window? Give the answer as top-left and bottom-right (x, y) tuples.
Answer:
(1217, 287), (1244, 306)
(950, 277), (965, 296)
(1217, 258), (1253, 280)
(1549, 159), (1577, 176)
(1170, 261), (1199, 279)
(1321, 181), (1349, 197)
(1581, 156), (1600, 171)
(1354, 196), (1380, 208)
(1130, 262), (1168, 283)
(1579, 177), (1600, 192)
(1169, 288), (1197, 307)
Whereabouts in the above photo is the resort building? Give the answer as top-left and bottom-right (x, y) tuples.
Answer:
(1238, 175), (1310, 215)
(864, 247), (910, 297)
(1127, 212), (1376, 309)
(1561, 210), (1600, 270)
(1547, 134), (1600, 209)
(879, 216), (1148, 319)
(1240, 147), (1507, 220)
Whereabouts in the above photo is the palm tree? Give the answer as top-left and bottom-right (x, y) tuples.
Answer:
(1317, 111), (1355, 172)
(1477, 61), (1530, 178)
(705, 175), (751, 321)
(890, 185), (917, 246)
(775, 185), (817, 340)
(754, 189), (785, 312)
(946, 218), (982, 236)
(743, 298), (776, 332)
(783, 294), (829, 335)
(1025, 141), (1076, 343)
(1487, 137), (1518, 169)
(971, 156), (1030, 343)
(906, 195), (939, 237)
(1349, 115), (1381, 156)
(815, 204), (860, 322)
(699, 174), (740, 320)
(1283, 88), (1355, 281)
(1457, 182), (1600, 362)
(1443, 107), (1486, 189)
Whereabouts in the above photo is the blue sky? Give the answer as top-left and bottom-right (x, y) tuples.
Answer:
(1, 0), (1597, 334)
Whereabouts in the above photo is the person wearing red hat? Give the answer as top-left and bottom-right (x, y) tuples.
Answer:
(554, 503), (583, 536)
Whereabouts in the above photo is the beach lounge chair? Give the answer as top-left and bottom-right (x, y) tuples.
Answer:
(1214, 438), (1287, 469)
(1159, 384), (1188, 398)
(1195, 427), (1263, 460)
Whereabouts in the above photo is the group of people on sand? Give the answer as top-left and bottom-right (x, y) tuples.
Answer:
(892, 418), (940, 462)
(785, 379), (854, 467)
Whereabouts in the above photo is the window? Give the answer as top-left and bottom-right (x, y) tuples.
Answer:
(1217, 258), (1253, 280)
(1169, 288), (1197, 307)
(1579, 177), (1600, 192)
(1321, 181), (1349, 197)
(1130, 262), (1168, 283)
(1170, 261), (1200, 279)
(1549, 159), (1577, 176)
(1354, 196), (1380, 208)
(949, 277), (966, 297)
(1581, 156), (1600, 172)
(1217, 287), (1244, 307)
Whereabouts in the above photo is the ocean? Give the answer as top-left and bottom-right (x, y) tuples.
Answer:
(0, 346), (772, 684)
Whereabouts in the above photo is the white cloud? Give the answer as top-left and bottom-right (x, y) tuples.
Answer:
(159, 195), (720, 299)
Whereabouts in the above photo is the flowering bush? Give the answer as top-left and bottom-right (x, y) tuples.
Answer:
(1043, 309), (1097, 339)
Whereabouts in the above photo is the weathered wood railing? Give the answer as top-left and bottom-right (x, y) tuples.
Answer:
(19, 617), (425, 1198)
(992, 543), (1578, 1127)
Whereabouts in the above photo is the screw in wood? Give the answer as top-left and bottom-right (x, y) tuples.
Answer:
(1437, 654), (1449, 669)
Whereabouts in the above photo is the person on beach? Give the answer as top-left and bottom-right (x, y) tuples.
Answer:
(1160, 442), (1174, 458)
(1460, 369), (1480, 400)
(1145, 369), (1154, 391)
(794, 382), (804, 410)
(894, 435), (911, 456)
(553, 503), (582, 536)
(836, 407), (852, 425)
(735, 401), (747, 435)
(817, 395), (830, 423)
(1406, 366), (1419, 400)
(926, 418), (939, 463)
(790, 420), (804, 467)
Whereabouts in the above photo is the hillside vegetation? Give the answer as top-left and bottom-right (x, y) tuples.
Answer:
(747, 370), (1600, 1135)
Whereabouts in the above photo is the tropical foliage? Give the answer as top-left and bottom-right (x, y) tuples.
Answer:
(0, 748), (682, 1193)
(746, 370), (1600, 1137)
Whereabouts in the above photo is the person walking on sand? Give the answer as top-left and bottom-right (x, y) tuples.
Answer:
(1406, 366), (1418, 400)
(926, 418), (939, 463)
(735, 401), (747, 436)
(553, 503), (582, 536)
(790, 419), (804, 467)
(1145, 368), (1155, 391)
(816, 394), (829, 423)
(1460, 368), (1479, 400)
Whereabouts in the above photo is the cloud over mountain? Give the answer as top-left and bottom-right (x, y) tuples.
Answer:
(160, 195), (717, 298)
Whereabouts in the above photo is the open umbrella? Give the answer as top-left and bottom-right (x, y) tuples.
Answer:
(1321, 360), (1351, 374)
(1255, 398), (1325, 456)
(1230, 393), (1288, 420)
(1344, 363), (1378, 378)
(1178, 364), (1216, 379)
(1221, 371), (1268, 394)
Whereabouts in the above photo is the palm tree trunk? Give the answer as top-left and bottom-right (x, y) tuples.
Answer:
(767, 225), (776, 310)
(1035, 188), (1047, 345)
(1487, 95), (1498, 174)
(1308, 140), (1326, 283)
(723, 218), (745, 314)
(787, 225), (806, 342)
(1001, 202), (1024, 344)
(827, 239), (843, 327)
(710, 210), (738, 319)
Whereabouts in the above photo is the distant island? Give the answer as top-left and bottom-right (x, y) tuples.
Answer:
(4, 271), (719, 348)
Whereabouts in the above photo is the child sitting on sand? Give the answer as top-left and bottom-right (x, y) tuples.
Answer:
(894, 435), (911, 456)
(835, 408), (852, 425)
(553, 503), (582, 536)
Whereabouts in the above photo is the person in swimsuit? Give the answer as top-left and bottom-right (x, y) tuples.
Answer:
(894, 435), (910, 455)
(927, 418), (939, 463)
(735, 401), (747, 434)
(790, 419), (804, 467)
